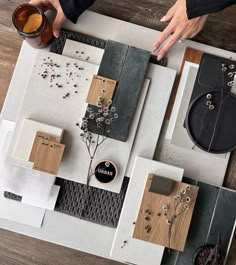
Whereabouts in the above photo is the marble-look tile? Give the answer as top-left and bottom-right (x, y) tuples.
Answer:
(110, 157), (184, 265)
(0, 190), (45, 228)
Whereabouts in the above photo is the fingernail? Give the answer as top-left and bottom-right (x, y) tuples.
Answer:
(157, 54), (163, 61)
(152, 47), (157, 53)
(54, 31), (59, 38)
(160, 16), (166, 22)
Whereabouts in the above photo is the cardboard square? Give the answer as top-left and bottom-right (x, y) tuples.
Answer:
(86, 75), (116, 106)
(133, 174), (199, 251)
(149, 174), (174, 196)
(33, 139), (65, 175)
(29, 131), (61, 162)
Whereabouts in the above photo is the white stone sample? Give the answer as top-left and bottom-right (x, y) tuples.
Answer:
(22, 185), (60, 210)
(13, 118), (64, 163)
(110, 156), (183, 265)
(9, 50), (149, 193)
(0, 129), (55, 201)
(0, 190), (45, 228)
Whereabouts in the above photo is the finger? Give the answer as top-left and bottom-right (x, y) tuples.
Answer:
(160, 4), (177, 22)
(29, 0), (51, 11)
(157, 30), (182, 60)
(53, 13), (65, 38)
(152, 25), (174, 52)
(182, 30), (198, 39)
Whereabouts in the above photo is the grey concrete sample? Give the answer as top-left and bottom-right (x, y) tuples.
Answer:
(149, 174), (174, 196)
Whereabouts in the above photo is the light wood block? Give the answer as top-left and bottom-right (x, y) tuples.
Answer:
(33, 139), (65, 175)
(13, 119), (64, 163)
(133, 174), (199, 251)
(29, 131), (61, 162)
(86, 75), (116, 106)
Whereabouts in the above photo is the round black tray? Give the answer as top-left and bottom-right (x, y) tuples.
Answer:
(185, 90), (236, 154)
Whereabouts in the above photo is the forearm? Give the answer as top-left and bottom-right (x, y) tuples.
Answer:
(59, 0), (96, 23)
(187, 0), (236, 19)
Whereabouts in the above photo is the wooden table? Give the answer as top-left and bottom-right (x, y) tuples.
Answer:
(1, 1), (236, 264)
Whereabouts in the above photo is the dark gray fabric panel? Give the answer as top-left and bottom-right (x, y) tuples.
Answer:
(175, 182), (220, 265)
(87, 42), (150, 141)
(97, 40), (129, 80)
(206, 188), (236, 256)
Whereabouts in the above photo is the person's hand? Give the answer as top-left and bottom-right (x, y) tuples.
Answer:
(152, 0), (208, 60)
(29, 0), (66, 38)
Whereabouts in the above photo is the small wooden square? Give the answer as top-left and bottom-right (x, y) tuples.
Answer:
(29, 131), (61, 162)
(133, 174), (199, 251)
(86, 75), (116, 106)
(33, 139), (65, 175)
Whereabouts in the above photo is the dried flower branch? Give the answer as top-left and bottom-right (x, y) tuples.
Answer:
(76, 91), (118, 185)
(162, 185), (192, 249)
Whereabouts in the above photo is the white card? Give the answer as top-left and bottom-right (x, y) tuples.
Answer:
(0, 191), (45, 228)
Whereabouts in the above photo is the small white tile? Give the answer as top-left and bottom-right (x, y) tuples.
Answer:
(13, 118), (64, 163)
(22, 185), (60, 210)
(0, 191), (45, 228)
(63, 39), (104, 65)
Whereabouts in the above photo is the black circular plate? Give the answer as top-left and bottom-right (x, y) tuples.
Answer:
(186, 90), (236, 154)
(94, 160), (117, 183)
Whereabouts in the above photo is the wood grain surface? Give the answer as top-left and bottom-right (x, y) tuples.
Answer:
(86, 75), (116, 106)
(133, 174), (198, 251)
(1, 0), (236, 264)
(33, 139), (65, 175)
(29, 131), (60, 162)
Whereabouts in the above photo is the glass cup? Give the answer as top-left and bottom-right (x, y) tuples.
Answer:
(12, 3), (54, 49)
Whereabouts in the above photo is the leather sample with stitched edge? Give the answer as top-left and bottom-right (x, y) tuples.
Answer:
(85, 40), (150, 142)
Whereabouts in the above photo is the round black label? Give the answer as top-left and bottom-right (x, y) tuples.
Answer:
(94, 160), (117, 183)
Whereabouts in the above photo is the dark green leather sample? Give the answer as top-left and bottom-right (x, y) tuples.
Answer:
(86, 40), (150, 142)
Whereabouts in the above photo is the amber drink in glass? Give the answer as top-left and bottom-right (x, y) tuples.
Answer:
(12, 3), (53, 48)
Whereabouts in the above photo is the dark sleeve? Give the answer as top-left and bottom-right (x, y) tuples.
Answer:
(59, 0), (96, 23)
(186, 0), (236, 19)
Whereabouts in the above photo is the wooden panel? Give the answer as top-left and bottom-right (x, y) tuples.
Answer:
(33, 139), (65, 175)
(133, 174), (199, 251)
(86, 75), (116, 106)
(29, 131), (61, 162)
(166, 47), (203, 119)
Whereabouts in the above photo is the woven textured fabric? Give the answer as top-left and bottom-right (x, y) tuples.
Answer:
(50, 28), (167, 67)
(4, 177), (129, 228)
(4, 191), (22, 202)
(55, 177), (129, 227)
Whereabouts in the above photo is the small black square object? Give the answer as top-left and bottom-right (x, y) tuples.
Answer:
(149, 174), (174, 196)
